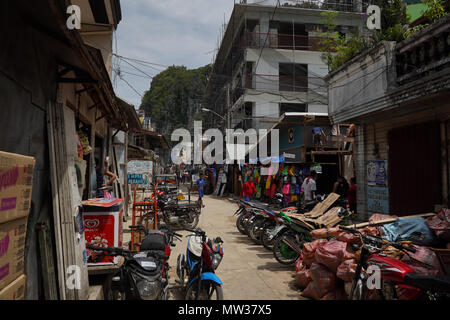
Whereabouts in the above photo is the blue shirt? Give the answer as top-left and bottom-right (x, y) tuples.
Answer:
(313, 127), (322, 134)
(196, 178), (205, 189)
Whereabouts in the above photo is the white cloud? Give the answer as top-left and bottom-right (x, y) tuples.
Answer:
(114, 0), (235, 108)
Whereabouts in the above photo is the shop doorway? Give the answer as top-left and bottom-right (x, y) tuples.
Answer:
(388, 122), (442, 215)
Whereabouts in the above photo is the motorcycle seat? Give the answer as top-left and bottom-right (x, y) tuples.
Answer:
(404, 273), (450, 292)
(244, 201), (269, 209)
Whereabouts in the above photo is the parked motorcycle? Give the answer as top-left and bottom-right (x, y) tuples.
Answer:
(339, 225), (450, 300)
(146, 186), (202, 229)
(176, 228), (224, 300)
(88, 226), (182, 300)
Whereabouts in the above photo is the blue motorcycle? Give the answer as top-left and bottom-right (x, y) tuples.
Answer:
(176, 228), (224, 300)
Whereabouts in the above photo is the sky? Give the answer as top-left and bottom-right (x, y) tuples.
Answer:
(113, 0), (237, 108)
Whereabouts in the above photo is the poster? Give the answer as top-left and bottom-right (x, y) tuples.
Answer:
(367, 186), (389, 213)
(366, 160), (387, 186)
(127, 160), (153, 188)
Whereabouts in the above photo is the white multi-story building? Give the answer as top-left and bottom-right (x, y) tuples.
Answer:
(205, 0), (367, 131)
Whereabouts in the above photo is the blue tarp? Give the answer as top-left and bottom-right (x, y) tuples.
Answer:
(381, 217), (437, 246)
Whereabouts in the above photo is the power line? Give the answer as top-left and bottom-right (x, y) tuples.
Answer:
(117, 57), (155, 79)
(118, 74), (144, 98)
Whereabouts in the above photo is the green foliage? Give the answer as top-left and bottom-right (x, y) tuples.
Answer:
(140, 64), (211, 135)
(422, 0), (448, 22)
(319, 11), (367, 71)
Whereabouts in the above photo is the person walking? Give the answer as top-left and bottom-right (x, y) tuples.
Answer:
(196, 174), (206, 207)
(301, 170), (317, 202)
(348, 177), (357, 214)
(241, 176), (258, 202)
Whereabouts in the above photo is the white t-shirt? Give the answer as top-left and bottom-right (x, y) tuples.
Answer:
(302, 177), (317, 201)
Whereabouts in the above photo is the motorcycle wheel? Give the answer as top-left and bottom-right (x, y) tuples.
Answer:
(236, 214), (247, 235)
(249, 218), (265, 245)
(181, 214), (200, 229)
(185, 280), (224, 300)
(260, 222), (277, 251)
(272, 232), (300, 265)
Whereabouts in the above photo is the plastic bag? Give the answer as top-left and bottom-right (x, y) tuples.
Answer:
(301, 263), (337, 300)
(315, 239), (355, 272)
(336, 259), (357, 282)
(310, 227), (339, 239)
(426, 209), (450, 242)
(295, 266), (311, 289)
(401, 244), (443, 275)
(301, 239), (327, 267)
(369, 213), (395, 222)
(381, 217), (437, 246)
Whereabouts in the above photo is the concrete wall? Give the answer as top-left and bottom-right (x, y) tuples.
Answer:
(327, 41), (397, 124)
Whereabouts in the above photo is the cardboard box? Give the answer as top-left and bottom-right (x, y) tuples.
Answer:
(83, 202), (123, 266)
(0, 218), (27, 290)
(0, 151), (35, 224)
(0, 274), (26, 300)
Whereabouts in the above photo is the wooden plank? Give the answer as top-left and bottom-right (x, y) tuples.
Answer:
(47, 102), (66, 300)
(347, 212), (436, 229)
(307, 193), (340, 218)
(315, 207), (343, 228)
(36, 220), (59, 300)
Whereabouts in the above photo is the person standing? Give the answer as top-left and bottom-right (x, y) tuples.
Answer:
(312, 127), (327, 149)
(196, 174), (206, 207)
(95, 158), (117, 198)
(301, 170), (317, 202)
(348, 177), (357, 214)
(241, 176), (258, 202)
(333, 175), (349, 198)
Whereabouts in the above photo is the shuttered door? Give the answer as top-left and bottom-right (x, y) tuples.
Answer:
(388, 122), (442, 215)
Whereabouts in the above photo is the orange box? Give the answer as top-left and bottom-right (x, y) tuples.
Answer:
(0, 274), (26, 300)
(0, 151), (35, 224)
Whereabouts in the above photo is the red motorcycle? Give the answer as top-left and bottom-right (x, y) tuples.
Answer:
(339, 226), (450, 300)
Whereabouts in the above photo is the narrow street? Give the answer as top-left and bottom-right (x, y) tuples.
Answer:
(124, 194), (304, 300)
(167, 195), (303, 300)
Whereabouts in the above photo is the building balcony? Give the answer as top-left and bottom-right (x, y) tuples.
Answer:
(245, 32), (331, 52)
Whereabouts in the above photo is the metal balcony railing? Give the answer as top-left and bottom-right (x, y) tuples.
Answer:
(244, 74), (328, 94)
(240, 0), (363, 13)
(245, 32), (334, 51)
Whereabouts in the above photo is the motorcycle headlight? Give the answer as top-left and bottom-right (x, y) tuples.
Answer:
(212, 253), (222, 270)
(133, 274), (162, 300)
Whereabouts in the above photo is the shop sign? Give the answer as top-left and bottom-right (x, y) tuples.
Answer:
(366, 160), (387, 186)
(310, 164), (322, 174)
(127, 160), (153, 188)
(367, 185), (389, 213)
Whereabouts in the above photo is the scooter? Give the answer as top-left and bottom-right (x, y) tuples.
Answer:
(88, 225), (181, 300)
(176, 228), (224, 300)
(339, 225), (450, 300)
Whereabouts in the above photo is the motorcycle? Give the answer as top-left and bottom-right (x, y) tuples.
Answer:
(88, 226), (182, 300)
(176, 228), (224, 300)
(339, 225), (450, 300)
(146, 186), (202, 229)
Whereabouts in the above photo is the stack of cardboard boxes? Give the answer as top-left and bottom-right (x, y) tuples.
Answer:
(0, 151), (35, 300)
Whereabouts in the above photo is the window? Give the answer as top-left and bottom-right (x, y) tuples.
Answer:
(279, 63), (308, 92)
(280, 103), (307, 115)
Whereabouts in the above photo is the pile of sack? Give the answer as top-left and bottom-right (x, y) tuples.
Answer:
(294, 212), (449, 300)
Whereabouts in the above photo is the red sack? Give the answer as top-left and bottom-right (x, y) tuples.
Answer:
(301, 239), (327, 267)
(426, 209), (450, 242)
(310, 227), (339, 239)
(315, 239), (355, 272)
(321, 288), (348, 300)
(301, 263), (337, 300)
(336, 259), (357, 282)
(336, 231), (360, 244)
(295, 267), (312, 288)
(401, 245), (444, 276)
(295, 256), (304, 273)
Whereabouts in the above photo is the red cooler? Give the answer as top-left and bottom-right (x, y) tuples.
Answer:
(82, 198), (124, 266)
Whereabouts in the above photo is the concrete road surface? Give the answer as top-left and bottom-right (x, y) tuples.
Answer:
(124, 193), (304, 300)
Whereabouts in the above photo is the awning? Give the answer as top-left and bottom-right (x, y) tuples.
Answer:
(116, 97), (141, 131)
(136, 130), (170, 149)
